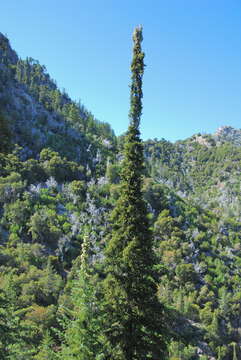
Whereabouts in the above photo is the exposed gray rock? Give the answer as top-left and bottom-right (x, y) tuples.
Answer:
(214, 126), (241, 146)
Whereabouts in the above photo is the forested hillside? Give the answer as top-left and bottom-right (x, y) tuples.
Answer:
(0, 31), (241, 359)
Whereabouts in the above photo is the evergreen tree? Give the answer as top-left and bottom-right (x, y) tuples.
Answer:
(60, 234), (103, 360)
(34, 331), (57, 360)
(0, 285), (35, 359)
(103, 26), (166, 360)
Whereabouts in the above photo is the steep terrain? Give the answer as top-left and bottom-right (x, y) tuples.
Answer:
(0, 33), (241, 359)
(0, 33), (116, 171)
(144, 128), (241, 218)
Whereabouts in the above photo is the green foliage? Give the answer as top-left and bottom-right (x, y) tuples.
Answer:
(14, 57), (116, 170)
(168, 341), (197, 360)
(60, 235), (103, 359)
(103, 26), (166, 359)
(34, 331), (57, 360)
(144, 136), (241, 217)
(0, 285), (36, 359)
(0, 30), (241, 359)
(40, 148), (84, 182)
(106, 162), (121, 184)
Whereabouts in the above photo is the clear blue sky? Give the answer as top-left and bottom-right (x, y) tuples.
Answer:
(1, 0), (241, 141)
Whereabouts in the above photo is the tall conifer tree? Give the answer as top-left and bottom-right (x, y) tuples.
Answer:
(103, 26), (166, 360)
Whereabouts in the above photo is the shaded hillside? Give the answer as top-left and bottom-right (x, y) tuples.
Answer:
(0, 32), (116, 175)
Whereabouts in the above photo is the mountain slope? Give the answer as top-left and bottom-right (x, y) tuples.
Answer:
(0, 32), (240, 359)
(144, 128), (241, 218)
(0, 32), (116, 175)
